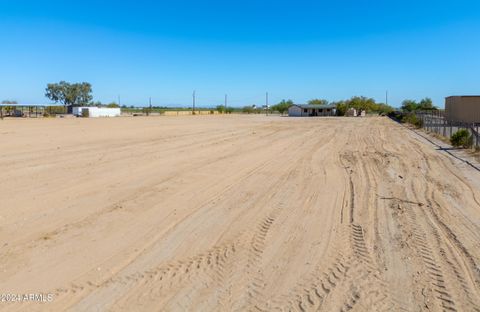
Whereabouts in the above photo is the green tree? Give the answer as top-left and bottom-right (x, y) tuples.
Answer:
(346, 96), (376, 112)
(216, 105), (225, 114)
(401, 100), (419, 112)
(332, 97), (393, 116)
(401, 98), (437, 112)
(333, 101), (348, 116)
(242, 106), (255, 114)
(418, 97), (437, 110)
(272, 99), (293, 115)
(45, 81), (93, 108)
(373, 103), (394, 114)
(308, 99), (329, 105)
(402, 113), (423, 128)
(107, 102), (119, 108)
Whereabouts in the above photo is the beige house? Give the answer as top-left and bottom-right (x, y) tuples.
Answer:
(445, 96), (480, 123)
(288, 104), (337, 117)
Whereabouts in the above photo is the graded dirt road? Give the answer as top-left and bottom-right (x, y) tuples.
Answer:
(1, 116), (480, 311)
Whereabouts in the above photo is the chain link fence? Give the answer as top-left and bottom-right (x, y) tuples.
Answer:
(415, 110), (480, 147)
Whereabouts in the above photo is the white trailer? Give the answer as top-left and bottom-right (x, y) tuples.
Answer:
(72, 107), (121, 118)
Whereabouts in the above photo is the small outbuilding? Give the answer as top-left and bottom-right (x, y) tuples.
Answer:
(345, 108), (357, 117)
(288, 104), (337, 117)
(72, 107), (121, 118)
(445, 96), (480, 123)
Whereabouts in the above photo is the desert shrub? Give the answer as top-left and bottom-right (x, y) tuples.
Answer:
(216, 105), (225, 114)
(451, 129), (473, 148)
(81, 109), (89, 118)
(242, 106), (255, 114)
(388, 111), (403, 121)
(401, 113), (423, 128)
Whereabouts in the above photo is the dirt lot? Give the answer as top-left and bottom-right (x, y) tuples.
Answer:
(1, 115), (480, 311)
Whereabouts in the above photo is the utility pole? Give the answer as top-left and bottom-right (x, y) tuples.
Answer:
(118, 95), (121, 106)
(146, 97), (151, 116)
(225, 94), (227, 112)
(266, 92), (269, 116)
(386, 90), (388, 106)
(192, 90), (196, 115)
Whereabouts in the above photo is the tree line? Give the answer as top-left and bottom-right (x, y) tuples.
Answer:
(265, 97), (395, 116)
(387, 97), (439, 127)
(400, 98), (437, 112)
(266, 96), (438, 116)
(5, 81), (439, 116)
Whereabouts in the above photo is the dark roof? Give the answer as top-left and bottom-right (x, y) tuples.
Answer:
(446, 96), (480, 98)
(0, 103), (64, 107)
(291, 104), (337, 109)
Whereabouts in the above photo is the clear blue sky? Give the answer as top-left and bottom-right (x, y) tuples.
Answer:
(1, 0), (479, 108)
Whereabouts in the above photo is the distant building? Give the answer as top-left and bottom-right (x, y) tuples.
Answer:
(72, 107), (121, 118)
(288, 104), (337, 117)
(445, 96), (480, 123)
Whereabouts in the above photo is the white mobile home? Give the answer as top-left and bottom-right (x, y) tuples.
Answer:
(72, 107), (121, 118)
(288, 104), (337, 117)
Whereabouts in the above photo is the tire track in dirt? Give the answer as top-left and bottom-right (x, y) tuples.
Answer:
(339, 153), (356, 224)
(382, 149), (459, 311)
(51, 240), (239, 311)
(365, 120), (480, 311)
(228, 212), (279, 312)
(273, 138), (395, 311)
(59, 127), (337, 311)
(421, 157), (480, 290)
(273, 223), (394, 312)
(0, 129), (282, 260)
(5, 117), (480, 312)
(378, 147), (479, 311)
(422, 193), (480, 311)
(409, 138), (480, 309)
(218, 131), (341, 312)
(270, 224), (351, 311)
(394, 197), (459, 311)
(30, 135), (299, 310)
(200, 129), (341, 311)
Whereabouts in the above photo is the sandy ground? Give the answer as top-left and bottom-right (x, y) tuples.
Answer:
(0, 115), (480, 311)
